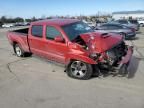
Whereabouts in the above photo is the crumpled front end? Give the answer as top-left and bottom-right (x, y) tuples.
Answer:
(78, 32), (133, 76)
(90, 41), (133, 75)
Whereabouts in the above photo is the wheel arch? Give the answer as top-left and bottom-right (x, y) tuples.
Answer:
(65, 54), (97, 65)
(13, 41), (18, 53)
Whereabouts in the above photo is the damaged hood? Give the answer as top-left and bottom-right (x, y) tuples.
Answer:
(80, 32), (123, 53)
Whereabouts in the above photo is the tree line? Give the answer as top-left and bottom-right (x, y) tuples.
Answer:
(0, 16), (39, 26)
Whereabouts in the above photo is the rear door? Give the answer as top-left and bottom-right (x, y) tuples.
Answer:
(44, 25), (68, 64)
(28, 25), (46, 57)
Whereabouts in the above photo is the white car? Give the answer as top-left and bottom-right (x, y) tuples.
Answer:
(138, 20), (144, 27)
(2, 24), (14, 28)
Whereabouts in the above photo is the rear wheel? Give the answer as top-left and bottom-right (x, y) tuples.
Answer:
(67, 61), (93, 80)
(14, 44), (32, 57)
(14, 44), (24, 57)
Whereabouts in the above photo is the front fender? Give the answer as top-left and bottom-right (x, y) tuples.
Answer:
(65, 53), (97, 65)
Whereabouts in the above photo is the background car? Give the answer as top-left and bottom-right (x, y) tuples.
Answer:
(95, 23), (136, 39)
(82, 20), (96, 28)
(115, 19), (139, 31)
(129, 19), (140, 28)
(138, 19), (144, 27)
(14, 22), (30, 26)
(2, 23), (14, 28)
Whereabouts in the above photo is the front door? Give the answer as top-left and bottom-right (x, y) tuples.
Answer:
(44, 26), (68, 64)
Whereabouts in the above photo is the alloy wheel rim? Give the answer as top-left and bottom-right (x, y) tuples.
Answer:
(70, 61), (87, 78)
(15, 46), (22, 56)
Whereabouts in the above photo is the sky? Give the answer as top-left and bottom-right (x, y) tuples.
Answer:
(0, 0), (144, 18)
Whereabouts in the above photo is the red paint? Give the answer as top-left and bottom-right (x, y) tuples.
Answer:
(80, 32), (123, 53)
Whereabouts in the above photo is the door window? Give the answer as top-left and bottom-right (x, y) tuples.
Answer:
(31, 25), (43, 38)
(46, 26), (62, 40)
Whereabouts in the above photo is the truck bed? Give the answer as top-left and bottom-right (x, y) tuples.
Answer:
(12, 28), (29, 35)
(7, 28), (30, 53)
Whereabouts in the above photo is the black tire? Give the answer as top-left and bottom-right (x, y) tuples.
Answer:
(92, 65), (101, 77)
(25, 53), (32, 57)
(14, 44), (25, 57)
(119, 64), (128, 77)
(67, 61), (93, 80)
(14, 44), (32, 57)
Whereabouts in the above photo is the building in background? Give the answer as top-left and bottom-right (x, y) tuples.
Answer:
(112, 10), (144, 20)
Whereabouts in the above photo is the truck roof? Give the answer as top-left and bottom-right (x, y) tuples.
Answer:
(31, 19), (79, 26)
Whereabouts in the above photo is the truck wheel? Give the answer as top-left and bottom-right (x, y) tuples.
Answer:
(14, 44), (25, 57)
(119, 64), (128, 77)
(67, 61), (93, 80)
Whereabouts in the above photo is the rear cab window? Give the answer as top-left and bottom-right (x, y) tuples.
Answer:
(31, 25), (43, 38)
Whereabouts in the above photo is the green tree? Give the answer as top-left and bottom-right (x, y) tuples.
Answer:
(14, 17), (24, 22)
(1, 16), (7, 23)
(31, 16), (37, 21)
(25, 19), (32, 22)
(0, 21), (3, 27)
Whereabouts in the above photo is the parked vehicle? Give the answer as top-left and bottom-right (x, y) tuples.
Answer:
(7, 19), (133, 80)
(15, 22), (30, 26)
(95, 23), (136, 39)
(129, 19), (140, 28)
(138, 20), (144, 27)
(82, 20), (96, 28)
(115, 19), (139, 31)
(2, 23), (14, 28)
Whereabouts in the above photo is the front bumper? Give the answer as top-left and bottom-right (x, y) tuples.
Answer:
(126, 33), (136, 39)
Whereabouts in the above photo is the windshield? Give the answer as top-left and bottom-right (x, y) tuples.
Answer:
(62, 21), (94, 41)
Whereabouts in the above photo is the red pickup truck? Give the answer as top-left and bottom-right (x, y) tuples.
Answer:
(7, 19), (133, 80)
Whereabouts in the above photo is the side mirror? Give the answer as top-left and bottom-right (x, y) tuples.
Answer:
(54, 36), (64, 43)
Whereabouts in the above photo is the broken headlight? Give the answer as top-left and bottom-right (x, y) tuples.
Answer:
(90, 53), (100, 60)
